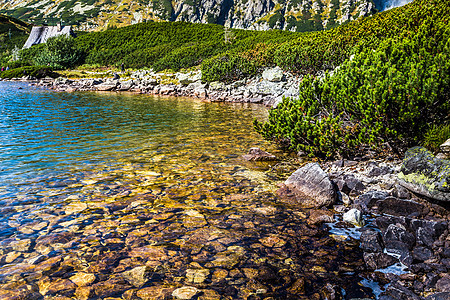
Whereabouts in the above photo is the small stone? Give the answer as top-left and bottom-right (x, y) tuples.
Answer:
(242, 147), (277, 161)
(137, 286), (174, 300)
(69, 273), (96, 287)
(343, 208), (364, 227)
(341, 192), (352, 206)
(172, 286), (200, 300)
(122, 266), (149, 288)
(383, 224), (416, 253)
(75, 286), (95, 300)
(377, 197), (424, 217)
(10, 239), (31, 252)
(65, 202), (88, 215)
(186, 269), (210, 284)
(412, 246), (434, 262)
(5, 251), (21, 263)
(259, 235), (286, 248)
(288, 278), (305, 294)
(440, 138), (450, 156)
(307, 209), (334, 225)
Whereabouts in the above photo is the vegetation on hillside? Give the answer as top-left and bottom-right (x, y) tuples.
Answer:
(2, 0), (449, 158)
(0, 14), (30, 65)
(255, 0), (450, 158)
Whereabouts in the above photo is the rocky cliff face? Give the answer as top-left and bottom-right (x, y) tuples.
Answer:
(0, 0), (410, 32)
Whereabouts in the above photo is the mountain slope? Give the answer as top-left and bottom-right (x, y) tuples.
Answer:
(0, 14), (31, 57)
(0, 0), (377, 32)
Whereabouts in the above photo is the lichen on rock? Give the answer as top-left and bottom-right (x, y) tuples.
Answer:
(398, 146), (450, 202)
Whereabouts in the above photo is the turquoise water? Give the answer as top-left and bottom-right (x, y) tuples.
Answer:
(0, 82), (372, 299)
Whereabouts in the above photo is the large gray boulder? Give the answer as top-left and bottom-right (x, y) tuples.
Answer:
(398, 147), (450, 202)
(277, 163), (337, 208)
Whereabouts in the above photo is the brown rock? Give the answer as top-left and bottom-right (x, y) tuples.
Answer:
(307, 209), (334, 225)
(242, 147), (277, 161)
(69, 272), (96, 287)
(137, 286), (175, 300)
(75, 286), (95, 300)
(46, 278), (76, 296)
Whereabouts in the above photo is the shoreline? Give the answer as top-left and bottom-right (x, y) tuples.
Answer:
(2, 66), (301, 108)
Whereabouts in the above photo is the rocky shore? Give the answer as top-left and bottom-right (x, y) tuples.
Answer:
(11, 67), (300, 107)
(263, 143), (450, 299)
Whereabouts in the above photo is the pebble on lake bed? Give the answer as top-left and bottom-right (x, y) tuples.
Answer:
(172, 286), (200, 300)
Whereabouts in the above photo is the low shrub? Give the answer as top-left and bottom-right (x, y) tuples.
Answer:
(422, 124), (450, 153)
(0, 66), (57, 78)
(201, 52), (262, 83)
(255, 17), (450, 158)
(34, 35), (84, 69)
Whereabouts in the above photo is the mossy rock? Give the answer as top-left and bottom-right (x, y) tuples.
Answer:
(398, 147), (450, 202)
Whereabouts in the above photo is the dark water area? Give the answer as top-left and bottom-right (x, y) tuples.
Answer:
(0, 82), (375, 299)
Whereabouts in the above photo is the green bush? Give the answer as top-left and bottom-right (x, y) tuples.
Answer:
(255, 15), (450, 158)
(422, 124), (450, 153)
(0, 66), (57, 78)
(201, 52), (262, 83)
(34, 35), (84, 69)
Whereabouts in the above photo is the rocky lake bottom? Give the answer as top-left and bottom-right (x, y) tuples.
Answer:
(0, 81), (448, 300)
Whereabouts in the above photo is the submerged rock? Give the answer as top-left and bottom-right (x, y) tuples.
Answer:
(172, 286), (200, 300)
(398, 147), (450, 202)
(122, 266), (149, 288)
(242, 147), (277, 161)
(278, 163), (337, 208)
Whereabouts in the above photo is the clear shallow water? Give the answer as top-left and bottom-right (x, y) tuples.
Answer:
(0, 82), (374, 299)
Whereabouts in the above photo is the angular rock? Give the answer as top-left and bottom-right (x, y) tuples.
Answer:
(186, 268), (210, 284)
(122, 266), (149, 288)
(334, 174), (365, 196)
(209, 81), (226, 90)
(368, 165), (393, 177)
(354, 190), (388, 212)
(242, 147), (277, 161)
(425, 292), (450, 300)
(363, 252), (398, 270)
(278, 163), (336, 208)
(398, 146), (450, 202)
(96, 83), (117, 91)
(412, 246), (434, 262)
(360, 230), (384, 253)
(377, 197), (424, 217)
(69, 272), (96, 287)
(307, 209), (334, 225)
(383, 282), (420, 300)
(177, 73), (196, 86)
(383, 224), (415, 254)
(117, 80), (134, 91)
(392, 184), (412, 199)
(137, 286), (174, 300)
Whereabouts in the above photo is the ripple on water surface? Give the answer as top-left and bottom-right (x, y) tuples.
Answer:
(0, 82), (374, 299)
